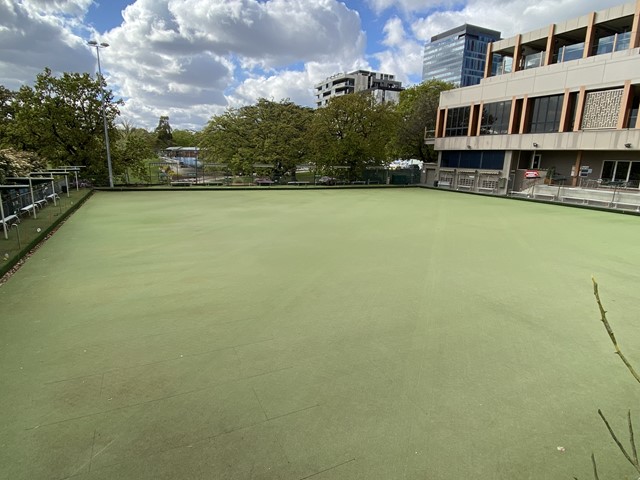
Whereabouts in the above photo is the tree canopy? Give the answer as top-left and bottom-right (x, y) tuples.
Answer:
(154, 116), (173, 150)
(199, 99), (314, 176)
(308, 93), (398, 180)
(394, 79), (454, 162)
(1, 68), (122, 184)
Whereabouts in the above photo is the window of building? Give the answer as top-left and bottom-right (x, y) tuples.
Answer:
(531, 154), (541, 169)
(441, 151), (505, 170)
(445, 106), (471, 137)
(601, 160), (640, 186)
(529, 94), (563, 133)
(480, 101), (512, 135)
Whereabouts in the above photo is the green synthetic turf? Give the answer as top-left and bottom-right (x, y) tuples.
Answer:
(0, 189), (639, 480)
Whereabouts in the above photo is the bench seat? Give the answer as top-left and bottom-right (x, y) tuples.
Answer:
(1, 214), (19, 226)
(20, 204), (38, 216)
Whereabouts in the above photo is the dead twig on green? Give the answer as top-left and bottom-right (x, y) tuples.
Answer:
(591, 277), (640, 384)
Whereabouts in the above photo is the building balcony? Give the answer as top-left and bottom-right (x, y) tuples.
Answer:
(435, 129), (640, 153)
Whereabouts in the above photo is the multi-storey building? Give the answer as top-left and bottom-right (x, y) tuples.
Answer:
(429, 1), (640, 197)
(422, 24), (501, 87)
(314, 70), (403, 108)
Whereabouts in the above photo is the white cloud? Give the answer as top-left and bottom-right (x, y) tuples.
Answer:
(405, 0), (628, 41)
(103, 0), (367, 127)
(0, 0), (95, 87)
(19, 0), (94, 16)
(1, 0), (630, 130)
(371, 16), (423, 85)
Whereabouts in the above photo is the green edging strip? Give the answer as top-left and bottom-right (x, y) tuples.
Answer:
(0, 190), (94, 279)
(94, 184), (415, 192)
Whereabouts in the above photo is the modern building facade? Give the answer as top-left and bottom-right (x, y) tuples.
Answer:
(422, 24), (501, 87)
(314, 70), (403, 108)
(428, 1), (640, 197)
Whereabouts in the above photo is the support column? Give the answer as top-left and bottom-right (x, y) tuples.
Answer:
(513, 35), (523, 72)
(558, 89), (571, 132)
(617, 81), (633, 130)
(484, 42), (494, 79)
(631, 0), (640, 49)
(519, 96), (530, 134)
(475, 102), (485, 136)
(544, 24), (556, 66)
(583, 12), (596, 58)
(440, 108), (448, 138)
(573, 87), (587, 132)
(572, 151), (583, 187)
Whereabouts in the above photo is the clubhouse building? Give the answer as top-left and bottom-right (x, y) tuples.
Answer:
(428, 1), (640, 198)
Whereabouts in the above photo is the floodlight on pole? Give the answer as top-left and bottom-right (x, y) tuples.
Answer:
(88, 40), (114, 188)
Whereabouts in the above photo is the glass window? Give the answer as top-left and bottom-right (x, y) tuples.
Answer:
(529, 94), (563, 133)
(445, 106), (471, 137)
(614, 161), (631, 181)
(628, 162), (640, 186)
(440, 151), (504, 170)
(480, 101), (512, 135)
(601, 161), (615, 180)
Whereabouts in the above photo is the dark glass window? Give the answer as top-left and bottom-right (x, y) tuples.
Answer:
(440, 151), (504, 170)
(601, 161), (615, 180)
(481, 151), (505, 170)
(480, 101), (512, 135)
(529, 94), (564, 133)
(445, 106), (471, 137)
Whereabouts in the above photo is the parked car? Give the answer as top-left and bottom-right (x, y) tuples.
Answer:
(317, 176), (337, 186)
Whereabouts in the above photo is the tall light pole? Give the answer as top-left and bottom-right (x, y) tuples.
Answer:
(88, 40), (114, 188)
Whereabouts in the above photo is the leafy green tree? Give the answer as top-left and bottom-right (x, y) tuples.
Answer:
(0, 86), (15, 147)
(308, 93), (397, 180)
(4, 68), (122, 184)
(172, 129), (200, 147)
(154, 115), (173, 150)
(113, 122), (155, 184)
(200, 99), (313, 177)
(395, 79), (454, 162)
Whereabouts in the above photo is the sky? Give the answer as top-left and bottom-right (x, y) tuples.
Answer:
(0, 0), (629, 130)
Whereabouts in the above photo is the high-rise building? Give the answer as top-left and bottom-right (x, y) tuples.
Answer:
(422, 24), (501, 87)
(314, 70), (403, 108)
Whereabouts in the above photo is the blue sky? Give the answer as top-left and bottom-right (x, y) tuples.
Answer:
(0, 0), (627, 130)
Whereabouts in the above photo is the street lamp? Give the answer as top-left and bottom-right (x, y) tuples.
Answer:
(87, 40), (114, 188)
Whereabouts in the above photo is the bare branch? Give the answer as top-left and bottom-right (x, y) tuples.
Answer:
(630, 410), (638, 465)
(598, 409), (640, 473)
(591, 277), (640, 384)
(591, 453), (600, 480)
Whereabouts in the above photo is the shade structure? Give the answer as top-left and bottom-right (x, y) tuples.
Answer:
(0, 184), (29, 239)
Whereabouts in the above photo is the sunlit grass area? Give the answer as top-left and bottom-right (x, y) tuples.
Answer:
(1, 189), (638, 479)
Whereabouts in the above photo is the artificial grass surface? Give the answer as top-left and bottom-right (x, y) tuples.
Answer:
(0, 188), (639, 479)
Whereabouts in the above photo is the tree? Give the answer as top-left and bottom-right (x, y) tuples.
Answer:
(113, 122), (155, 184)
(4, 68), (122, 184)
(0, 148), (44, 183)
(0, 86), (15, 147)
(308, 93), (397, 180)
(172, 129), (200, 147)
(200, 99), (313, 177)
(394, 79), (455, 162)
(154, 116), (173, 150)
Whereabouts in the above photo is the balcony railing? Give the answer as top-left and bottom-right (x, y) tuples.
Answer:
(593, 31), (632, 55)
